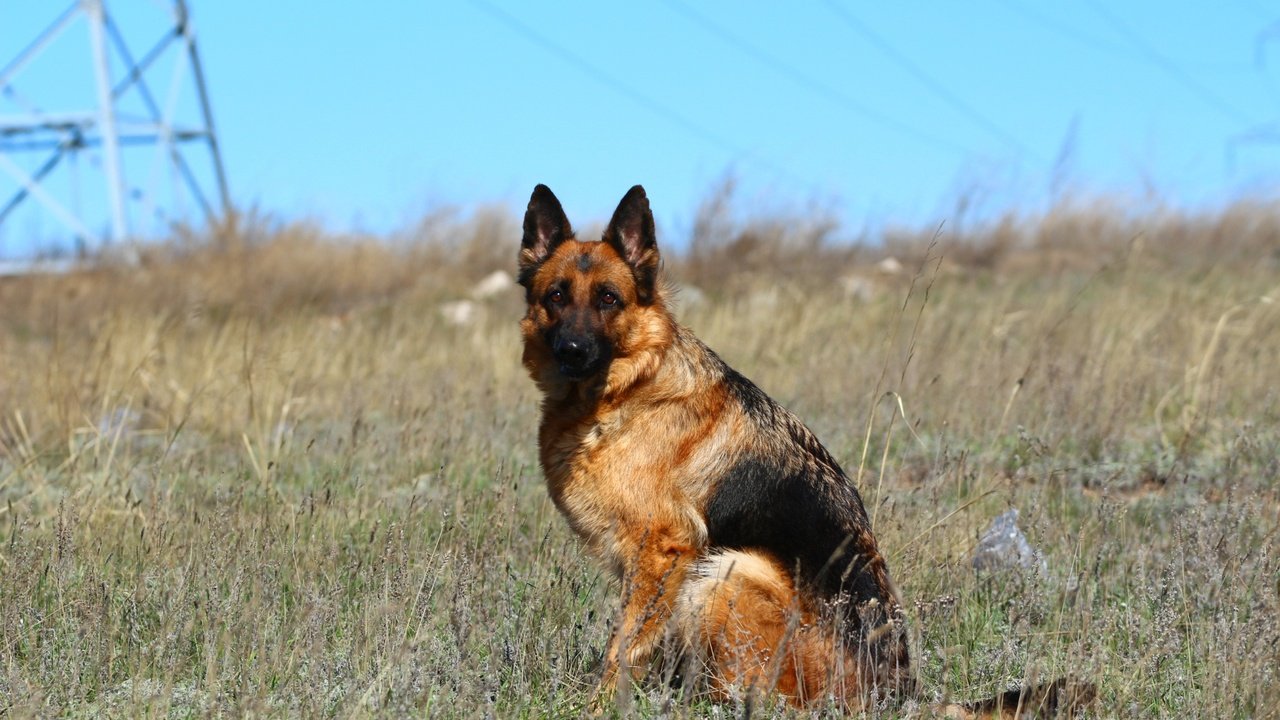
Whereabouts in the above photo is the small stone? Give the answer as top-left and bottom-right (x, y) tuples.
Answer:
(470, 270), (514, 300)
(972, 508), (1046, 573)
(439, 299), (478, 326)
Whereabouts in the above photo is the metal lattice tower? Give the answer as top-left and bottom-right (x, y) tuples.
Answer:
(0, 0), (229, 259)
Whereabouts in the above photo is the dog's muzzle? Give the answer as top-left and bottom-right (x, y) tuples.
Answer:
(552, 334), (606, 379)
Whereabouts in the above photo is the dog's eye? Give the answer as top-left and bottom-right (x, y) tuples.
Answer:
(600, 291), (618, 307)
(547, 289), (565, 305)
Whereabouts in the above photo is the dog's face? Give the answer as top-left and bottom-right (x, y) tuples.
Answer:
(519, 185), (662, 383)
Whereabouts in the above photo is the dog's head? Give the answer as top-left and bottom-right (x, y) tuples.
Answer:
(518, 184), (664, 384)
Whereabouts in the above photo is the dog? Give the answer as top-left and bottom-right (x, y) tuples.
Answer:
(518, 184), (1093, 716)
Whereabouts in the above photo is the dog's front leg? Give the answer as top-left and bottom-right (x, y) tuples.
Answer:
(593, 528), (694, 705)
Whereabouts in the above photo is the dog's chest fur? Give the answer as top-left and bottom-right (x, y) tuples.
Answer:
(537, 358), (728, 576)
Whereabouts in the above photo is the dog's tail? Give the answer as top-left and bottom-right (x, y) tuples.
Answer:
(934, 677), (1097, 718)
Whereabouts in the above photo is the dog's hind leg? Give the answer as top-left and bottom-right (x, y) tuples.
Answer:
(674, 549), (866, 710)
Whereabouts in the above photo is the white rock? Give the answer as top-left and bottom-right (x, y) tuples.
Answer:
(470, 270), (515, 300)
(972, 509), (1046, 573)
(876, 256), (904, 275)
(839, 275), (876, 302)
(439, 299), (478, 326)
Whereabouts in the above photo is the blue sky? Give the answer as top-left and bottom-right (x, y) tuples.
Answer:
(2, 1), (1279, 256)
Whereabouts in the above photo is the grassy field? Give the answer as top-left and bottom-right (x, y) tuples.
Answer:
(1, 199), (1278, 717)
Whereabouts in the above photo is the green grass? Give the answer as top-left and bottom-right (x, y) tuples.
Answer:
(1, 202), (1278, 717)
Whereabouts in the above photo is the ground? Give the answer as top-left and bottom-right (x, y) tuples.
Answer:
(0, 202), (1277, 717)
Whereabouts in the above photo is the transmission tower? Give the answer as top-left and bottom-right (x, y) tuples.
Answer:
(0, 0), (229, 260)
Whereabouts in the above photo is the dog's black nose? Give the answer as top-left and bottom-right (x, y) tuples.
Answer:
(555, 336), (590, 363)
(553, 334), (602, 378)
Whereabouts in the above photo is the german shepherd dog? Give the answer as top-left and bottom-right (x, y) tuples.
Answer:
(519, 184), (1092, 716)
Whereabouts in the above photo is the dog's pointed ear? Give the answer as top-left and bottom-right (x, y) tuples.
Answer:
(604, 185), (660, 303)
(519, 184), (573, 286)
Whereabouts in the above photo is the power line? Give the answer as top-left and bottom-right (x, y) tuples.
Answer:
(655, 0), (972, 157)
(997, 0), (1130, 59)
(467, 0), (815, 192)
(1004, 0), (1250, 75)
(823, 1), (1047, 165)
(1085, 0), (1250, 124)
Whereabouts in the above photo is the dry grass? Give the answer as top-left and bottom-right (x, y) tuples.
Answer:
(1, 195), (1278, 717)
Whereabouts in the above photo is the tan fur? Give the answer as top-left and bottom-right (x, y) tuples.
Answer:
(524, 292), (733, 673)
(676, 550), (863, 707)
(519, 185), (1093, 716)
(520, 227), (898, 704)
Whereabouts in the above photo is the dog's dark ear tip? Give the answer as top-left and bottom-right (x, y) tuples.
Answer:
(619, 185), (648, 208)
(521, 184), (571, 263)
